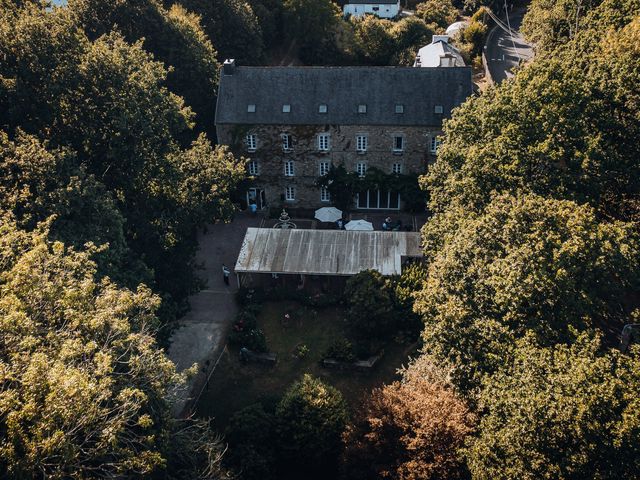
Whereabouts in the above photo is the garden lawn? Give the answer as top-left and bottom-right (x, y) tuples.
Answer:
(195, 300), (417, 429)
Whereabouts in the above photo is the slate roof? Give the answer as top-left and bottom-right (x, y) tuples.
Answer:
(415, 40), (466, 68)
(235, 228), (423, 276)
(216, 66), (472, 126)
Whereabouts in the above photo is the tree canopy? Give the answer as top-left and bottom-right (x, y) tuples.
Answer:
(0, 220), (227, 478)
(466, 334), (640, 479)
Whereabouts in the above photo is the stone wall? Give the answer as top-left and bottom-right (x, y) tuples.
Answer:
(217, 123), (442, 210)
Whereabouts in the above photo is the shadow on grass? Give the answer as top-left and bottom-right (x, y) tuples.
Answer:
(195, 300), (418, 428)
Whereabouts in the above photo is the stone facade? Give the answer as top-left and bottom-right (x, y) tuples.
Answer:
(217, 123), (442, 211)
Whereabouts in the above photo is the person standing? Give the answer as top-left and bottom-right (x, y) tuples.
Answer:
(222, 264), (231, 286)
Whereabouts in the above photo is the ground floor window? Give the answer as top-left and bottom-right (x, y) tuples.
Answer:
(320, 187), (330, 202)
(356, 190), (400, 209)
(285, 186), (295, 201)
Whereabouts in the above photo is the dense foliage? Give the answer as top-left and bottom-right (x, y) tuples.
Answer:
(466, 334), (640, 479)
(343, 356), (475, 480)
(0, 221), (227, 478)
(0, 3), (245, 327)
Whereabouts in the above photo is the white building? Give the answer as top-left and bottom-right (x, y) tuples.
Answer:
(343, 0), (400, 19)
(446, 20), (468, 37)
(414, 35), (466, 68)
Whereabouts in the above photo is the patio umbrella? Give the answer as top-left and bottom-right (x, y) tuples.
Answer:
(345, 219), (374, 231)
(315, 206), (342, 223)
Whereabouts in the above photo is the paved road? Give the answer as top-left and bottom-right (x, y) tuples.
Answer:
(484, 6), (534, 84)
(168, 212), (262, 416)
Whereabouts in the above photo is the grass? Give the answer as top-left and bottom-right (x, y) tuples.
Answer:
(195, 300), (417, 429)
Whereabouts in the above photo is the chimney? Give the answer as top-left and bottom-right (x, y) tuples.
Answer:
(432, 35), (450, 44)
(439, 53), (456, 67)
(223, 59), (236, 75)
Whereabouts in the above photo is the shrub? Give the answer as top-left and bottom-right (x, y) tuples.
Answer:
(322, 338), (356, 363)
(344, 270), (398, 341)
(294, 344), (310, 359)
(275, 375), (349, 477)
(236, 286), (267, 306)
(225, 403), (278, 480)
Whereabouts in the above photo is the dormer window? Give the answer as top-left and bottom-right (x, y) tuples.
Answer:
(395, 104), (404, 114)
(434, 105), (444, 114)
(247, 104), (256, 113)
(319, 104), (328, 113)
(358, 104), (367, 114)
(282, 104), (291, 113)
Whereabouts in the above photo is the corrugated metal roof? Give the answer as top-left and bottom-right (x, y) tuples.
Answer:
(216, 66), (472, 126)
(235, 228), (423, 276)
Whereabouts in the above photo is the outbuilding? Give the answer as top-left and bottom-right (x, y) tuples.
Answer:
(343, 0), (400, 19)
(234, 228), (422, 290)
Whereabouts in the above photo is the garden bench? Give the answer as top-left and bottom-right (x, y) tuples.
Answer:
(239, 347), (277, 365)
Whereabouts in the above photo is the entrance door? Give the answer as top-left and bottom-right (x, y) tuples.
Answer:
(247, 188), (267, 209)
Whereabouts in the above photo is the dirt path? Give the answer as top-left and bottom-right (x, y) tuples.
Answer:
(168, 212), (262, 416)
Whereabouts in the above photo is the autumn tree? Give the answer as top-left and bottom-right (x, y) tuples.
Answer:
(275, 374), (349, 478)
(0, 220), (227, 478)
(343, 356), (475, 480)
(466, 333), (640, 479)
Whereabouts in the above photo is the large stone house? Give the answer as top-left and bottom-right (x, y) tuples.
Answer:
(215, 60), (472, 211)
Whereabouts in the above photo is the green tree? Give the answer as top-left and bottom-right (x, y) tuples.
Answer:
(177, 0), (264, 63)
(282, 0), (343, 64)
(0, 5), (245, 324)
(415, 194), (640, 392)
(352, 15), (396, 65)
(424, 2), (640, 222)
(225, 403), (278, 480)
(67, 0), (220, 136)
(415, 0), (458, 30)
(0, 221), (227, 478)
(276, 374), (348, 478)
(344, 270), (398, 348)
(522, 0), (602, 52)
(466, 333), (640, 479)
(343, 356), (475, 480)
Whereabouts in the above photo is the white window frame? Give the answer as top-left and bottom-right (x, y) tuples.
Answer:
(392, 163), (402, 174)
(356, 190), (401, 210)
(282, 133), (292, 152)
(393, 135), (404, 152)
(356, 135), (368, 153)
(319, 161), (330, 176)
(318, 133), (330, 152)
(320, 187), (330, 202)
(356, 162), (367, 178)
(285, 186), (295, 201)
(430, 136), (441, 154)
(284, 160), (295, 177)
(246, 133), (257, 152)
(248, 160), (259, 176)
